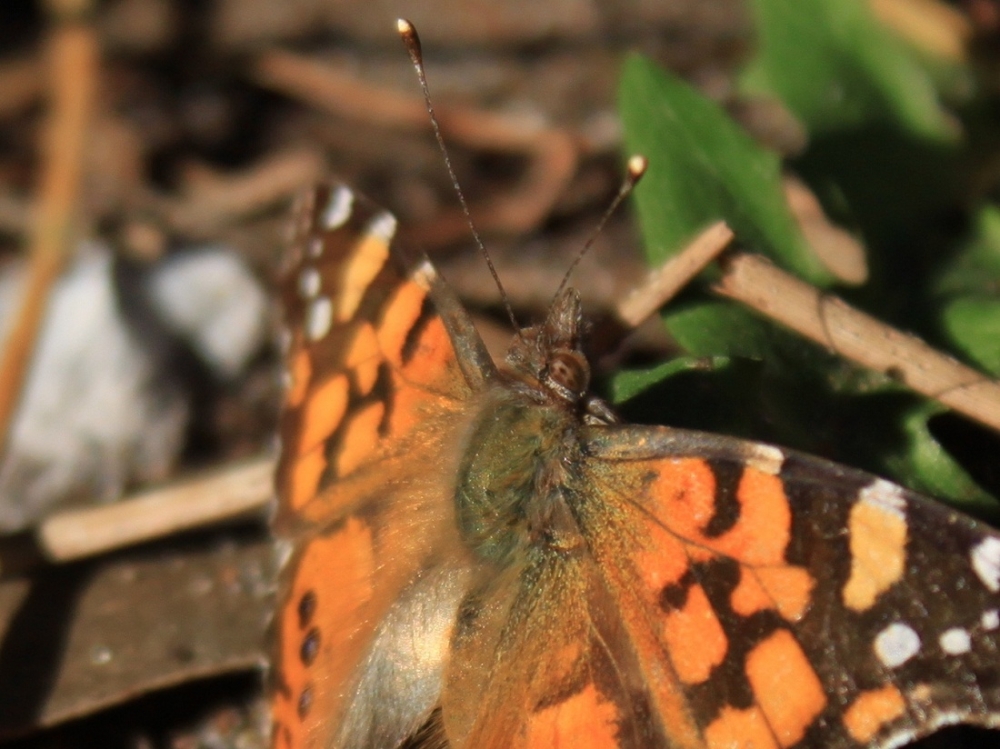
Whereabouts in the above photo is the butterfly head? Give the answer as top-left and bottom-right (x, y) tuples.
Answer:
(505, 287), (591, 406)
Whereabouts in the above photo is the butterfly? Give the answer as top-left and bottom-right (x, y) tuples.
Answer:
(267, 174), (1000, 748)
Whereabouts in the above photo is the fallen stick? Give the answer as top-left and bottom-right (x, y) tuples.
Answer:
(37, 455), (274, 563)
(715, 252), (1000, 434)
(616, 221), (734, 328)
(0, 2), (99, 458)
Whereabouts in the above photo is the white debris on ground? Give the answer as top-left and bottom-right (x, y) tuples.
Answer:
(0, 241), (269, 532)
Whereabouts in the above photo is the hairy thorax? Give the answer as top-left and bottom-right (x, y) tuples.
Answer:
(455, 385), (587, 564)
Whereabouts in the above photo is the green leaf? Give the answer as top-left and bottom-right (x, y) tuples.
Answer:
(615, 24), (998, 515)
(884, 402), (997, 516)
(936, 206), (1000, 297)
(611, 357), (770, 440)
(610, 356), (731, 404)
(662, 301), (787, 359)
(619, 54), (837, 367)
(940, 298), (1000, 376)
(619, 54), (830, 285)
(741, 0), (956, 141)
(936, 206), (1000, 376)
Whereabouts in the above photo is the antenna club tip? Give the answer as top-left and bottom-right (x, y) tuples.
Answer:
(397, 18), (422, 58)
(627, 154), (648, 181)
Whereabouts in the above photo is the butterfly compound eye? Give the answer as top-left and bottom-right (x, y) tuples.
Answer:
(545, 350), (590, 400)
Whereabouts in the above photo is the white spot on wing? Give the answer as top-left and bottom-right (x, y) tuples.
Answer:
(410, 258), (437, 291)
(308, 236), (324, 258)
(306, 297), (333, 341)
(744, 444), (783, 475)
(859, 479), (907, 518)
(982, 609), (999, 631)
(322, 186), (353, 229)
(298, 267), (321, 299)
(971, 537), (1000, 592)
(368, 211), (398, 242)
(874, 622), (921, 668)
(939, 627), (971, 656)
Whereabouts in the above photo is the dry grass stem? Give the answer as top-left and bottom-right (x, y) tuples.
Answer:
(616, 221), (734, 329)
(37, 455), (274, 563)
(715, 253), (1000, 433)
(163, 147), (327, 236)
(0, 11), (99, 458)
(253, 48), (578, 245)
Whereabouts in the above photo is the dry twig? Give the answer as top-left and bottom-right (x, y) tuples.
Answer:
(0, 0), (99, 457)
(37, 455), (274, 563)
(252, 48), (578, 246)
(162, 147), (327, 236)
(616, 221), (734, 328)
(871, 0), (972, 62)
(715, 253), (1000, 433)
(784, 175), (868, 285)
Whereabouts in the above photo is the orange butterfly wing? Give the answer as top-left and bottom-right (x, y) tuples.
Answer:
(271, 185), (491, 749)
(272, 187), (1000, 749)
(574, 425), (1000, 748)
(437, 421), (1000, 749)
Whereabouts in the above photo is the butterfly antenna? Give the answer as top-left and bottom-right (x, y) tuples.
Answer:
(550, 154), (648, 306)
(397, 18), (519, 332)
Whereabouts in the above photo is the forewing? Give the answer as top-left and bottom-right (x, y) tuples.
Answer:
(271, 185), (489, 749)
(579, 424), (1000, 748)
(274, 184), (476, 531)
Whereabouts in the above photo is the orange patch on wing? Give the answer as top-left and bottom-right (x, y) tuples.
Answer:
(746, 629), (826, 747)
(376, 280), (426, 365)
(710, 468), (791, 566)
(335, 401), (385, 477)
(401, 316), (455, 387)
(756, 567), (815, 623)
(271, 517), (376, 749)
(842, 499), (907, 612)
(730, 566), (814, 622)
(634, 514), (690, 595)
(646, 458), (718, 539)
(334, 234), (390, 322)
(299, 374), (349, 455)
(843, 685), (906, 744)
(731, 567), (772, 617)
(286, 348), (311, 407)
(663, 584), (727, 685)
(345, 322), (381, 396)
(705, 706), (780, 749)
(594, 520), (705, 749)
(385, 378), (425, 437)
(289, 445), (326, 511)
(525, 682), (619, 748)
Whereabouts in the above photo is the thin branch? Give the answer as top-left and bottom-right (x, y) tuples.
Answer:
(615, 221), (734, 329)
(164, 147), (327, 236)
(252, 48), (578, 246)
(0, 4), (99, 458)
(37, 455), (274, 563)
(715, 253), (1000, 433)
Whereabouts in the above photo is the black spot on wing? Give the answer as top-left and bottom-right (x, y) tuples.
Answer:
(683, 557), (784, 724)
(297, 684), (313, 718)
(659, 568), (695, 612)
(400, 294), (438, 366)
(702, 459), (744, 538)
(297, 590), (316, 629)
(300, 627), (320, 666)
